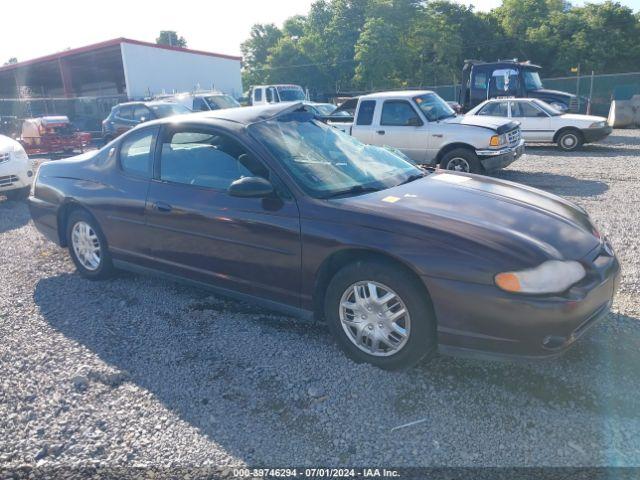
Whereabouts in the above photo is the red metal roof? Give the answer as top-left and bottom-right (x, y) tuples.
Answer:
(0, 37), (242, 73)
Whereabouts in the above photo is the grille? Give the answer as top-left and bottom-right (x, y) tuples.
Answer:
(0, 152), (9, 164)
(507, 128), (521, 146)
(0, 175), (18, 186)
(569, 97), (579, 112)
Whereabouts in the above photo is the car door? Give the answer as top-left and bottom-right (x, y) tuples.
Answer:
(350, 99), (376, 145)
(144, 124), (302, 307)
(372, 100), (428, 163)
(114, 105), (137, 135)
(510, 101), (552, 142)
(97, 126), (159, 260)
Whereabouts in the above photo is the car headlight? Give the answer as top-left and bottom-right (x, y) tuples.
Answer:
(589, 121), (607, 128)
(495, 260), (586, 294)
(489, 134), (507, 147)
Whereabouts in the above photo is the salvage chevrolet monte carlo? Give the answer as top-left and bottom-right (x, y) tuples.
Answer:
(29, 102), (620, 370)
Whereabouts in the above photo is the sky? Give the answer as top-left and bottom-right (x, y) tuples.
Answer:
(1, 0), (639, 64)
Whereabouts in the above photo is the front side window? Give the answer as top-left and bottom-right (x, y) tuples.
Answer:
(512, 102), (547, 118)
(159, 128), (269, 190)
(249, 111), (423, 199)
(413, 93), (455, 122)
(116, 105), (133, 120)
(524, 70), (543, 91)
(132, 106), (151, 122)
(119, 127), (158, 177)
(381, 100), (422, 126)
(479, 102), (509, 117)
(193, 97), (209, 111)
(356, 100), (376, 126)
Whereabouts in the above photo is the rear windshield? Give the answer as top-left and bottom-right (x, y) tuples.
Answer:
(204, 95), (240, 110)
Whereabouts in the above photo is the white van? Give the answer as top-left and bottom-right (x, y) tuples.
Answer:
(250, 85), (306, 106)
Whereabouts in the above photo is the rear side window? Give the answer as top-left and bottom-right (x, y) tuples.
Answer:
(478, 102), (509, 117)
(356, 100), (376, 126)
(254, 88), (262, 102)
(118, 127), (158, 177)
(193, 97), (209, 111)
(380, 100), (421, 126)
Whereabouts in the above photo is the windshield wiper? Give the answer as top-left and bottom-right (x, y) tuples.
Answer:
(398, 172), (426, 186)
(322, 185), (382, 199)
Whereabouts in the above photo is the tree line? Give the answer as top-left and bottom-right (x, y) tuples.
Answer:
(240, 0), (640, 95)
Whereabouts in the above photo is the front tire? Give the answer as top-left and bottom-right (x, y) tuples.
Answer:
(557, 129), (583, 151)
(324, 260), (437, 370)
(66, 209), (114, 280)
(440, 148), (482, 174)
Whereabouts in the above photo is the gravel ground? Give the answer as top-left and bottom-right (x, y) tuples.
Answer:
(1, 130), (639, 471)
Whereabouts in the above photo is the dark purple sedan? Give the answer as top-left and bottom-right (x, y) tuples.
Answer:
(29, 102), (620, 370)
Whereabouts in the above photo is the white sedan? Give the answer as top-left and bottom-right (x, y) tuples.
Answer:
(467, 98), (612, 151)
(0, 135), (33, 200)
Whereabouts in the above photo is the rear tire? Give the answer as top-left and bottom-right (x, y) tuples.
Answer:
(556, 129), (583, 151)
(5, 187), (29, 201)
(440, 148), (482, 174)
(66, 209), (114, 280)
(324, 259), (437, 370)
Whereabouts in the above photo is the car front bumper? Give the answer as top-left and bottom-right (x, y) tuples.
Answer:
(476, 139), (525, 171)
(0, 156), (34, 193)
(581, 125), (613, 143)
(423, 240), (621, 360)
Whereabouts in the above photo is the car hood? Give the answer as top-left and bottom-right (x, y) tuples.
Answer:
(443, 115), (518, 133)
(529, 88), (575, 100)
(342, 172), (600, 262)
(0, 134), (22, 153)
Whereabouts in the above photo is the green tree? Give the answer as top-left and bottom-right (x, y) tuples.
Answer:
(156, 31), (187, 48)
(241, 24), (283, 87)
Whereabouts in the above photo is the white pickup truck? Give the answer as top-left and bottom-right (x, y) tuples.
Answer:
(328, 90), (525, 173)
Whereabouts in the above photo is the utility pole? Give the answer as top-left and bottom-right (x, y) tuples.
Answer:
(588, 71), (595, 115)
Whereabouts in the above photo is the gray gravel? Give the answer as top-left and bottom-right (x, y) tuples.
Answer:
(1, 130), (640, 469)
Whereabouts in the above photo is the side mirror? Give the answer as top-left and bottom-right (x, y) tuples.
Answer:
(407, 117), (422, 126)
(228, 176), (274, 198)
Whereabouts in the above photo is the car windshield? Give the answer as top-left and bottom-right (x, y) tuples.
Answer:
(276, 86), (306, 101)
(204, 95), (240, 110)
(524, 70), (544, 90)
(413, 93), (455, 121)
(533, 99), (563, 116)
(248, 111), (423, 199)
(149, 103), (192, 118)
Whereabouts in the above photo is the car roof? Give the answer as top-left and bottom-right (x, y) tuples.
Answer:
(360, 90), (435, 100)
(142, 101), (305, 128)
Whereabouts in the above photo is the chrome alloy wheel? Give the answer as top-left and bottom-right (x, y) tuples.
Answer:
(445, 157), (470, 172)
(71, 221), (101, 271)
(339, 281), (411, 357)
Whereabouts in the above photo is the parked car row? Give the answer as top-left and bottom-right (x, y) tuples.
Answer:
(27, 102), (620, 370)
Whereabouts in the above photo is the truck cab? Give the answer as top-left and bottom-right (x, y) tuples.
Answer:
(459, 60), (584, 113)
(250, 84), (307, 106)
(343, 90), (524, 174)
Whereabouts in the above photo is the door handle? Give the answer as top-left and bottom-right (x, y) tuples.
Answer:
(376, 130), (385, 135)
(153, 201), (172, 212)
